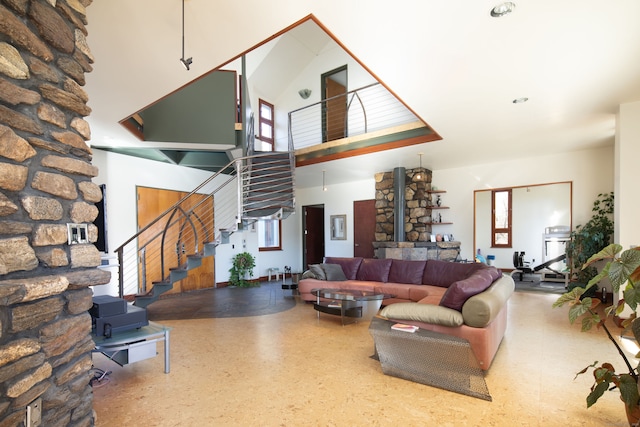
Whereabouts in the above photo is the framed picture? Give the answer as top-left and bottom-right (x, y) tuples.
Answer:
(330, 214), (346, 240)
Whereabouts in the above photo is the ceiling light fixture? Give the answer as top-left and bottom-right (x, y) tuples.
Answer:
(298, 89), (312, 99)
(415, 153), (424, 181)
(179, 0), (192, 70)
(512, 97), (529, 104)
(490, 2), (516, 17)
(322, 170), (328, 191)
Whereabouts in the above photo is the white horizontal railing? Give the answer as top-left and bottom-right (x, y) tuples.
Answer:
(288, 82), (420, 149)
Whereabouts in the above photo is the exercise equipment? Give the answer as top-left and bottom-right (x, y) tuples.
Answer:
(511, 251), (566, 282)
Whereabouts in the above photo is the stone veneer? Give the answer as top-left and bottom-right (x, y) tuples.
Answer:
(375, 167), (435, 242)
(374, 168), (461, 261)
(0, 1), (109, 426)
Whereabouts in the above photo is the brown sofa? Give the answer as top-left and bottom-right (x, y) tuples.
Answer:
(298, 257), (515, 370)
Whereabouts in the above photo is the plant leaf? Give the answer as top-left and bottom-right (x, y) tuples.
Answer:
(582, 313), (601, 332)
(553, 287), (584, 308)
(624, 286), (640, 311)
(584, 244), (622, 269)
(619, 374), (640, 408)
(586, 381), (609, 408)
(568, 297), (592, 325)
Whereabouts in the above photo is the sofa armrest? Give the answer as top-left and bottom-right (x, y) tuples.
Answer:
(461, 274), (515, 327)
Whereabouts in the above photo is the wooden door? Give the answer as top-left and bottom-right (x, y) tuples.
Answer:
(353, 199), (376, 258)
(137, 186), (214, 295)
(322, 65), (347, 142)
(303, 205), (324, 268)
(325, 78), (347, 141)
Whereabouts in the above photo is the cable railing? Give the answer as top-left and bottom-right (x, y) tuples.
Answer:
(114, 161), (240, 297)
(288, 82), (420, 149)
(114, 150), (296, 299)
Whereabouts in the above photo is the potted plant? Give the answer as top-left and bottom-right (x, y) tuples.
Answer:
(554, 243), (640, 423)
(228, 252), (257, 287)
(565, 192), (614, 295)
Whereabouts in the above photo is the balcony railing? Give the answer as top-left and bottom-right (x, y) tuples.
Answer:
(288, 82), (420, 149)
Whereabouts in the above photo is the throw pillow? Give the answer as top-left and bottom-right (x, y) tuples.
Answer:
(422, 259), (485, 287)
(308, 264), (326, 280)
(380, 303), (464, 327)
(301, 270), (318, 280)
(439, 270), (494, 312)
(356, 258), (393, 282)
(324, 257), (363, 280)
(321, 263), (347, 281)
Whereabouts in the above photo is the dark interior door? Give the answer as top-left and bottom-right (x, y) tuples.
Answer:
(303, 205), (325, 268)
(353, 199), (376, 258)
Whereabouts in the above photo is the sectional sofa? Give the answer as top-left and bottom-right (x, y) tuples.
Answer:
(298, 257), (515, 370)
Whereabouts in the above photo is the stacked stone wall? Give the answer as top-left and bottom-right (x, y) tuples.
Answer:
(374, 167), (434, 242)
(0, 1), (109, 426)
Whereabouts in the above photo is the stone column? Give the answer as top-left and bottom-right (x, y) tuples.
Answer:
(0, 1), (109, 425)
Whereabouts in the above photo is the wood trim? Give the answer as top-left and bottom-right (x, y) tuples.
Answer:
(296, 133), (441, 167)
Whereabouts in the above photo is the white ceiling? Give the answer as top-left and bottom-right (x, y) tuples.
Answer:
(84, 1), (640, 189)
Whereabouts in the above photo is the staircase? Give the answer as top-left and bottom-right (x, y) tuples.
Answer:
(114, 151), (295, 307)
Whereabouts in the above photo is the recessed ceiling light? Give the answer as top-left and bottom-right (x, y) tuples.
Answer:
(512, 97), (529, 104)
(491, 2), (516, 17)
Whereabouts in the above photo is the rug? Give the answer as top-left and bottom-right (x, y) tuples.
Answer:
(145, 283), (298, 321)
(514, 280), (566, 295)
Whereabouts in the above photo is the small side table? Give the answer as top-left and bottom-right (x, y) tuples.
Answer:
(92, 321), (172, 373)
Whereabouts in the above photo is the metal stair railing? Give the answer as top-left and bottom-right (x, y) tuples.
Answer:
(114, 151), (296, 300)
(239, 151), (295, 220)
(114, 162), (240, 298)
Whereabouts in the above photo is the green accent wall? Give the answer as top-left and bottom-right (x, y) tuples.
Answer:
(140, 71), (236, 144)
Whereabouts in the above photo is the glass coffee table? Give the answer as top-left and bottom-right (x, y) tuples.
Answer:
(311, 288), (390, 325)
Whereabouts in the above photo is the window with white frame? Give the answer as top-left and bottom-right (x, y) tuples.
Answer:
(258, 219), (281, 251)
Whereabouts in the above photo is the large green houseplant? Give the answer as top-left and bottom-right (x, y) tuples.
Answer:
(565, 192), (614, 286)
(554, 243), (640, 422)
(228, 252), (257, 287)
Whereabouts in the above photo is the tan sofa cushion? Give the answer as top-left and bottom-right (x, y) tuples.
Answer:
(380, 303), (464, 327)
(462, 275), (514, 327)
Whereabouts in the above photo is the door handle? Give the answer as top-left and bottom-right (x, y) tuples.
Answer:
(355, 243), (360, 247)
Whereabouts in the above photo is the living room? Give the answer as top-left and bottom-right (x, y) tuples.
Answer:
(1, 1), (640, 425)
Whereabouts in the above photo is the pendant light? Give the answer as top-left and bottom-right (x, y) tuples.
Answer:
(322, 170), (328, 191)
(415, 153), (424, 182)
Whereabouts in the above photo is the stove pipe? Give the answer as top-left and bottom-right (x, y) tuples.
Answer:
(393, 167), (406, 242)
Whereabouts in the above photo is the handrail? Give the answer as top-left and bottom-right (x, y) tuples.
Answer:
(287, 82), (379, 115)
(115, 154), (264, 254)
(115, 150), (295, 299)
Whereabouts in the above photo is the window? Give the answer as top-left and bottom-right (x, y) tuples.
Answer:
(258, 219), (281, 251)
(258, 99), (274, 150)
(492, 189), (512, 247)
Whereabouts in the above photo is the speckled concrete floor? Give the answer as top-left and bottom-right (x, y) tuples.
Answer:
(92, 289), (630, 426)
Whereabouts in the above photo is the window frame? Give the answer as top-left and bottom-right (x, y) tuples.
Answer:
(491, 189), (512, 248)
(258, 219), (282, 251)
(258, 98), (274, 150)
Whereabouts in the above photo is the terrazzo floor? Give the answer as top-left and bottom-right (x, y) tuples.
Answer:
(92, 285), (630, 426)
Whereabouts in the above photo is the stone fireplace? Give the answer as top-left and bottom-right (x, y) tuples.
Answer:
(373, 167), (460, 261)
(0, 1), (109, 425)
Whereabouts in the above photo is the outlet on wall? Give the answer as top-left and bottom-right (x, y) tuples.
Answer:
(25, 397), (41, 427)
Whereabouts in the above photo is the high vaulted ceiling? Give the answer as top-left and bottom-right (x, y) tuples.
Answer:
(85, 1), (640, 188)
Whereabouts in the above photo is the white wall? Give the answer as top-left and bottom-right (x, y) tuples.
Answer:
(435, 146), (614, 268)
(616, 101), (640, 249)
